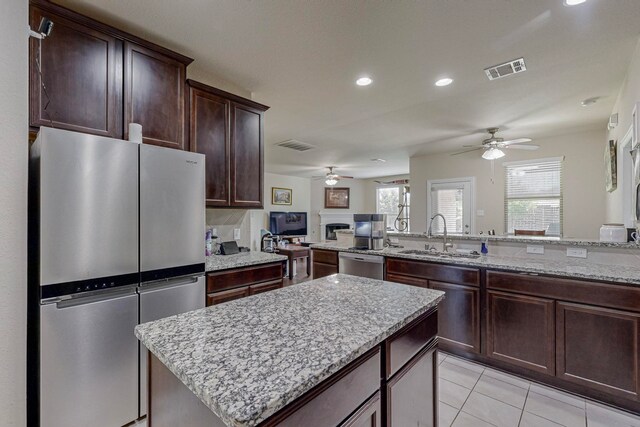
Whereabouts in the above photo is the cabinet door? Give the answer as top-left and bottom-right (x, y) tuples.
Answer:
(189, 86), (230, 206)
(29, 6), (123, 137)
(206, 287), (249, 306)
(430, 281), (480, 354)
(125, 42), (186, 149)
(387, 342), (437, 427)
(313, 262), (338, 279)
(487, 290), (555, 375)
(557, 302), (640, 400)
(340, 392), (381, 427)
(230, 102), (264, 207)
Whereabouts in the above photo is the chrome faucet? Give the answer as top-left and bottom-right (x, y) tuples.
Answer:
(427, 213), (454, 252)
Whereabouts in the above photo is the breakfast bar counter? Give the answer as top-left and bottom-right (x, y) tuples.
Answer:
(135, 274), (444, 427)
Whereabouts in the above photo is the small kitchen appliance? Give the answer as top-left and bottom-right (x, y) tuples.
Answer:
(353, 214), (386, 250)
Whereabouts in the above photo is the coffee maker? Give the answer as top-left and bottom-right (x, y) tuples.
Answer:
(353, 214), (386, 250)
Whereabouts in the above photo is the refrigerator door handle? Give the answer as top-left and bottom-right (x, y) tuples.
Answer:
(138, 274), (204, 293)
(48, 286), (138, 308)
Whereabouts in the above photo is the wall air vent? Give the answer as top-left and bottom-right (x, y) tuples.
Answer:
(484, 58), (527, 80)
(275, 139), (316, 152)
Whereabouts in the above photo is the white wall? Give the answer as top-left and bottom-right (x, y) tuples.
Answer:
(0, 0), (28, 424)
(309, 178), (367, 241)
(410, 129), (607, 239)
(606, 39), (640, 224)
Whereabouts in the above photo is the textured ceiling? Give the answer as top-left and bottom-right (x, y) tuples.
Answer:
(57, 0), (640, 178)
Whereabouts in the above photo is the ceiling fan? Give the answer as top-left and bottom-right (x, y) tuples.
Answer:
(451, 128), (539, 160)
(312, 166), (353, 186)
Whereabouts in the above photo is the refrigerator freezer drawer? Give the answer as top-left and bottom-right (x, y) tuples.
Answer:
(40, 288), (139, 427)
(138, 275), (206, 416)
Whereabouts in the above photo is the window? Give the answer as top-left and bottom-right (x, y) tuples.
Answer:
(504, 158), (563, 236)
(427, 178), (474, 235)
(376, 185), (410, 231)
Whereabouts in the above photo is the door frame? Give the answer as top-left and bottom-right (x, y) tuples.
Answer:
(426, 177), (476, 234)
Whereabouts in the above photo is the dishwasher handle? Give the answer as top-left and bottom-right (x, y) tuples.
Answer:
(339, 252), (385, 264)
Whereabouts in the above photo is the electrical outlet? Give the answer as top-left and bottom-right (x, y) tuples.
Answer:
(526, 245), (544, 255)
(476, 209), (485, 217)
(566, 247), (587, 258)
(233, 228), (241, 240)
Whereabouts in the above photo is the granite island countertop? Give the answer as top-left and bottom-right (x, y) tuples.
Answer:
(135, 274), (444, 427)
(206, 251), (287, 272)
(310, 243), (640, 286)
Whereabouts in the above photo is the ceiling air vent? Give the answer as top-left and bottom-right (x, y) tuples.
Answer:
(275, 139), (316, 152)
(484, 58), (527, 81)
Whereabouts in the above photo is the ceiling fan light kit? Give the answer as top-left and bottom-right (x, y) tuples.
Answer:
(482, 147), (506, 160)
(451, 127), (539, 160)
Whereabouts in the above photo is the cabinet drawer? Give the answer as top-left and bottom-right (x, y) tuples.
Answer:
(385, 273), (429, 289)
(273, 348), (380, 427)
(206, 287), (249, 306)
(312, 249), (338, 265)
(385, 308), (438, 379)
(249, 279), (283, 295)
(486, 270), (640, 313)
(207, 262), (283, 292)
(386, 258), (479, 287)
(340, 392), (381, 427)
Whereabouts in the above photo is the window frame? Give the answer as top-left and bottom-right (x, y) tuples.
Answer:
(375, 184), (410, 231)
(503, 157), (564, 236)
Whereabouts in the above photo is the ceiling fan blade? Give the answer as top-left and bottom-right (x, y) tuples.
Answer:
(502, 138), (532, 145)
(506, 144), (539, 150)
(462, 144), (486, 148)
(451, 147), (484, 156)
(337, 175), (354, 179)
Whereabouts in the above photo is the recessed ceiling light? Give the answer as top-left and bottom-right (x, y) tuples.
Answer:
(435, 78), (453, 87)
(564, 0), (586, 6)
(371, 158), (386, 163)
(356, 76), (372, 86)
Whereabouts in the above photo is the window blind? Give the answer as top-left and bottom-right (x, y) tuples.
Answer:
(504, 158), (563, 236)
(430, 182), (464, 233)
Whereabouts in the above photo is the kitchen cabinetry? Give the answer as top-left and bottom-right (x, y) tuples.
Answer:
(29, 3), (123, 137)
(486, 290), (555, 375)
(556, 302), (639, 400)
(206, 262), (284, 306)
(311, 249), (339, 279)
(385, 258), (481, 354)
(187, 80), (268, 208)
(29, 0), (192, 147)
(124, 43), (188, 149)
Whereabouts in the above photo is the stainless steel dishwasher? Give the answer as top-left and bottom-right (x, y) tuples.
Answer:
(338, 252), (385, 279)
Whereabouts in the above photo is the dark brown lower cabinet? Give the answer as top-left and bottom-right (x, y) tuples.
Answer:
(487, 290), (555, 375)
(386, 340), (438, 427)
(556, 301), (640, 400)
(312, 249), (339, 279)
(430, 281), (480, 354)
(341, 392), (381, 427)
(206, 287), (249, 306)
(206, 262), (284, 306)
(385, 272), (429, 288)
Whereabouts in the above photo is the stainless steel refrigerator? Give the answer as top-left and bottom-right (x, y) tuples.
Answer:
(28, 127), (206, 427)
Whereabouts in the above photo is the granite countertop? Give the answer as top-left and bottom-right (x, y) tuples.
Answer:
(311, 243), (640, 286)
(386, 231), (640, 249)
(206, 251), (287, 272)
(135, 274), (444, 427)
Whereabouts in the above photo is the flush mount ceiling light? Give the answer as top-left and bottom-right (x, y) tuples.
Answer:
(482, 147), (506, 160)
(581, 96), (599, 107)
(435, 77), (453, 87)
(356, 76), (373, 86)
(564, 0), (587, 5)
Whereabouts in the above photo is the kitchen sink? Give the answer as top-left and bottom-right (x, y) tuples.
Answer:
(398, 249), (481, 259)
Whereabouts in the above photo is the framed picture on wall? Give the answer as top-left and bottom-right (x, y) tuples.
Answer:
(272, 187), (292, 205)
(325, 187), (350, 209)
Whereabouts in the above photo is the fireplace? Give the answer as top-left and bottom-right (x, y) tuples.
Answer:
(326, 223), (350, 241)
(319, 211), (355, 242)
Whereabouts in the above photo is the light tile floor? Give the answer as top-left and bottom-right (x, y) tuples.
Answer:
(438, 352), (640, 427)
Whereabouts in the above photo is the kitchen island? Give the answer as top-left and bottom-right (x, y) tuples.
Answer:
(135, 274), (444, 427)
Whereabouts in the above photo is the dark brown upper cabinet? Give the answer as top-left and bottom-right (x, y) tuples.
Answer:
(29, 0), (192, 148)
(187, 80), (268, 208)
(124, 43), (189, 149)
(29, 4), (123, 138)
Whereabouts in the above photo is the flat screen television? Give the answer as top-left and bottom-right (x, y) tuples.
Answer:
(269, 212), (308, 236)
